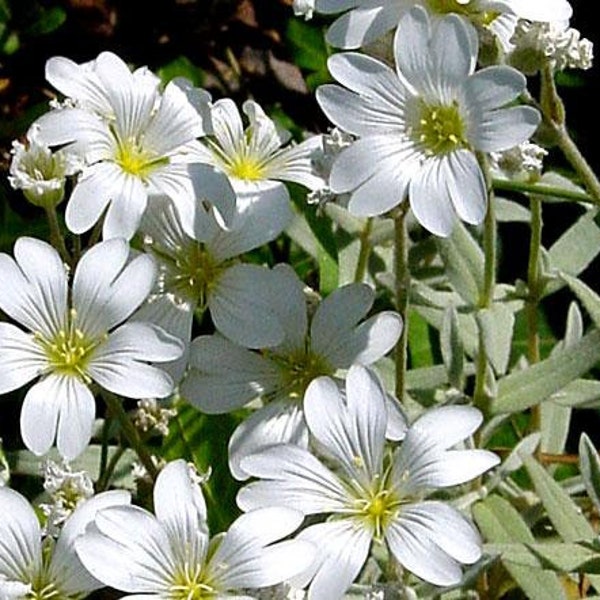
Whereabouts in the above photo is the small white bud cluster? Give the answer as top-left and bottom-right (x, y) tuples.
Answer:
(133, 398), (177, 437)
(39, 458), (94, 536)
(9, 124), (81, 209)
(307, 127), (354, 208)
(292, 0), (315, 21)
(490, 142), (548, 182)
(510, 20), (593, 74)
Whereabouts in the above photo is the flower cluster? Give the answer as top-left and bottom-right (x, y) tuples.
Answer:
(1, 0), (597, 597)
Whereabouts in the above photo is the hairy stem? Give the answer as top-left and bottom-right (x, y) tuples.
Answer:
(354, 217), (373, 283)
(394, 204), (410, 403)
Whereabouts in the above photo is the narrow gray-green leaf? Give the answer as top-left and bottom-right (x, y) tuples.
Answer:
(523, 454), (595, 542)
(552, 379), (600, 408)
(492, 329), (600, 414)
(441, 306), (465, 389)
(436, 222), (484, 306)
(478, 303), (515, 375)
(579, 433), (600, 515)
(500, 433), (541, 474)
(540, 401), (571, 455)
(561, 273), (600, 328)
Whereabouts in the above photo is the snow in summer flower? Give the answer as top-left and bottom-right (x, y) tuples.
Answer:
(193, 98), (326, 204)
(181, 264), (404, 479)
(8, 124), (81, 209)
(135, 191), (293, 380)
(75, 459), (315, 599)
(34, 51), (236, 240)
(238, 365), (500, 597)
(314, 0), (572, 50)
(0, 485), (130, 600)
(317, 6), (541, 236)
(0, 237), (183, 459)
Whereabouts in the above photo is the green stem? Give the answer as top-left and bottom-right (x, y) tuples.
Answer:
(526, 196), (543, 444)
(540, 64), (600, 201)
(479, 153), (496, 310)
(102, 392), (158, 481)
(44, 205), (70, 263)
(492, 179), (596, 204)
(354, 218), (373, 283)
(474, 153), (496, 418)
(393, 204), (410, 403)
(96, 445), (126, 492)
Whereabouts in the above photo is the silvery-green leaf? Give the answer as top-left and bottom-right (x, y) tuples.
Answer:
(561, 273), (600, 328)
(485, 542), (600, 572)
(552, 379), (600, 408)
(579, 433), (600, 515)
(499, 433), (541, 474)
(441, 306), (465, 389)
(436, 222), (484, 306)
(495, 197), (531, 222)
(523, 454), (595, 542)
(545, 210), (600, 297)
(478, 303), (515, 375)
(492, 329), (600, 414)
(473, 495), (567, 600)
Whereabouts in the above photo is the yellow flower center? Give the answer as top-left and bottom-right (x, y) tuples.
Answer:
(411, 101), (469, 156)
(169, 562), (215, 600)
(274, 348), (333, 399)
(35, 309), (105, 381)
(115, 136), (168, 178)
(356, 488), (400, 540)
(425, 0), (500, 25)
(227, 155), (266, 181)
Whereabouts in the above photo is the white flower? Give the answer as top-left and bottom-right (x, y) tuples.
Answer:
(8, 124), (80, 208)
(238, 365), (500, 597)
(35, 51), (235, 240)
(0, 485), (130, 599)
(180, 264), (404, 479)
(315, 0), (572, 50)
(194, 98), (325, 204)
(489, 141), (547, 182)
(509, 19), (593, 73)
(75, 459), (315, 598)
(0, 237), (183, 459)
(39, 458), (95, 536)
(135, 191), (293, 380)
(317, 6), (540, 236)
(293, 0), (315, 20)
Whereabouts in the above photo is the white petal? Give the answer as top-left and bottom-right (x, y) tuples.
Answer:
(208, 264), (285, 349)
(470, 105), (541, 153)
(102, 173), (148, 240)
(211, 98), (245, 157)
(445, 151), (487, 226)
(88, 323), (180, 398)
(55, 376), (97, 460)
(208, 186), (293, 262)
(153, 460), (208, 557)
(45, 56), (111, 115)
(76, 246), (156, 337)
(51, 490), (132, 596)
(393, 6), (431, 92)
(228, 400), (308, 481)
(207, 508), (312, 589)
(0, 323), (45, 394)
(75, 506), (173, 593)
(20, 376), (63, 457)
(0, 487), (42, 580)
(326, 311), (403, 367)
(35, 107), (109, 147)
(326, 6), (400, 49)
(65, 163), (121, 235)
(311, 282), (373, 357)
(304, 367), (387, 482)
(290, 520), (372, 600)
(237, 444), (349, 513)
(508, 0), (572, 21)
(181, 335), (281, 414)
(462, 66), (527, 113)
(408, 157), (456, 237)
(385, 511), (464, 587)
